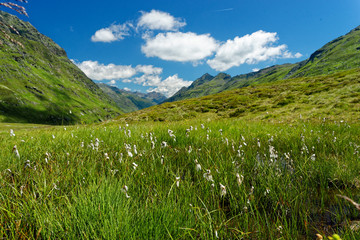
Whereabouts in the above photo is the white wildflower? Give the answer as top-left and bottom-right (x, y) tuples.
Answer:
(12, 145), (20, 159)
(133, 145), (137, 155)
(132, 162), (138, 170)
(10, 129), (15, 137)
(203, 169), (214, 182)
(161, 141), (167, 148)
(219, 183), (226, 197)
(176, 176), (180, 187)
(195, 159), (202, 171)
(310, 153), (316, 161)
(236, 173), (244, 186)
(94, 138), (99, 151)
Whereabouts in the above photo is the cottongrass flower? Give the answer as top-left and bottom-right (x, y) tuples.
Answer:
(132, 162), (138, 170)
(94, 138), (99, 151)
(264, 188), (270, 196)
(311, 153), (316, 161)
(219, 183), (226, 197)
(104, 153), (109, 160)
(161, 155), (164, 165)
(195, 159), (202, 171)
(122, 185), (130, 198)
(13, 145), (20, 159)
(10, 129), (15, 137)
(161, 141), (168, 148)
(188, 145), (192, 153)
(151, 141), (155, 149)
(168, 129), (176, 140)
(236, 173), (244, 186)
(203, 169), (214, 182)
(24, 160), (31, 169)
(176, 176), (180, 187)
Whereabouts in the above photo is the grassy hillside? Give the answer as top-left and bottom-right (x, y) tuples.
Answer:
(0, 11), (122, 124)
(98, 83), (166, 113)
(1, 118), (359, 239)
(119, 68), (360, 123)
(166, 25), (360, 103)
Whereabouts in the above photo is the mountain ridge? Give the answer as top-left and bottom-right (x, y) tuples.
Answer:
(0, 11), (122, 124)
(97, 83), (166, 113)
(165, 24), (360, 102)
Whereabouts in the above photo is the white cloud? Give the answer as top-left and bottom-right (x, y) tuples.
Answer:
(75, 60), (137, 80)
(123, 87), (131, 92)
(252, 68), (260, 72)
(135, 65), (163, 75)
(207, 30), (302, 71)
(147, 74), (192, 97)
(75, 60), (190, 97)
(134, 74), (162, 86)
(138, 10), (186, 31)
(141, 32), (218, 62)
(91, 23), (132, 43)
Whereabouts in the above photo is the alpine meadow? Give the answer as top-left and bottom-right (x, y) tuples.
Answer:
(0, 1), (360, 239)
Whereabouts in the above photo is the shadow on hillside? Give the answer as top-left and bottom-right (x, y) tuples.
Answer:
(0, 103), (80, 125)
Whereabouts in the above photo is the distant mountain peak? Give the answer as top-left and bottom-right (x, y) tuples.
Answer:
(164, 24), (360, 103)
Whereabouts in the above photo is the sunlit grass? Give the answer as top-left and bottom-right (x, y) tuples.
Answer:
(1, 118), (359, 239)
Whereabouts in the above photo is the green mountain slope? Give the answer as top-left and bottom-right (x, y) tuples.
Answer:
(97, 83), (166, 113)
(166, 25), (360, 102)
(118, 68), (360, 123)
(0, 11), (122, 124)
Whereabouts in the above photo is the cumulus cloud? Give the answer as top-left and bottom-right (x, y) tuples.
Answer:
(142, 32), (218, 62)
(75, 60), (137, 80)
(74, 60), (190, 97)
(138, 10), (186, 31)
(207, 30), (302, 71)
(135, 65), (163, 75)
(147, 74), (192, 97)
(91, 23), (133, 43)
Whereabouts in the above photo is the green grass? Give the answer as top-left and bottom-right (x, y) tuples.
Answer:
(120, 68), (360, 123)
(1, 118), (360, 239)
(0, 11), (122, 124)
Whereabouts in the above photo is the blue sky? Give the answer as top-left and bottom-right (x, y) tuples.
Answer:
(14, 0), (360, 96)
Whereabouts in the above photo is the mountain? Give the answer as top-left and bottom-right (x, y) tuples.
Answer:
(0, 11), (122, 124)
(166, 25), (360, 102)
(117, 68), (360, 123)
(97, 83), (166, 113)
